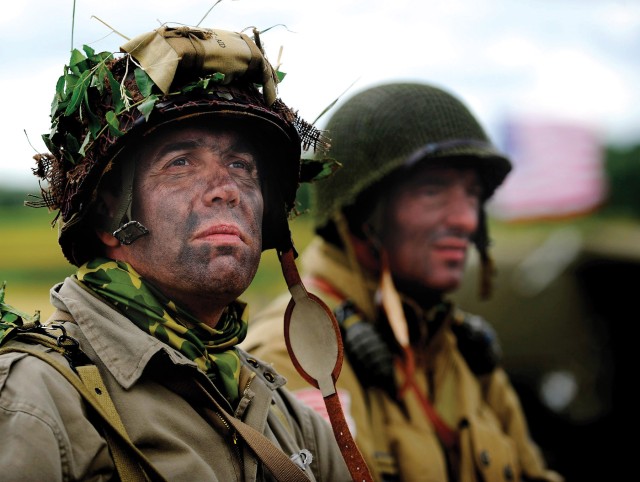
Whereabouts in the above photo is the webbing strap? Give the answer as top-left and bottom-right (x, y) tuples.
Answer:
(0, 345), (166, 482)
(76, 364), (149, 481)
(193, 380), (311, 482)
(19, 310), (310, 481)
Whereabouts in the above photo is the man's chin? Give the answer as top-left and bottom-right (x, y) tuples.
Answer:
(206, 257), (258, 286)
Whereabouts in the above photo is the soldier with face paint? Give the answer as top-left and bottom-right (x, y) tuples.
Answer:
(243, 82), (565, 482)
(0, 25), (354, 481)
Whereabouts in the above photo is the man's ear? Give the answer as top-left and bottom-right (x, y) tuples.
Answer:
(96, 229), (120, 248)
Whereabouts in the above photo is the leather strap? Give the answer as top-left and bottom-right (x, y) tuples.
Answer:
(280, 249), (374, 482)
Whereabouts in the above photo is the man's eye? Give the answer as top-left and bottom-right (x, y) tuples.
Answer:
(229, 159), (255, 172)
(168, 156), (189, 167)
(417, 185), (442, 196)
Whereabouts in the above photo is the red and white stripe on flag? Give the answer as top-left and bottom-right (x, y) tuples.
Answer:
(489, 116), (607, 221)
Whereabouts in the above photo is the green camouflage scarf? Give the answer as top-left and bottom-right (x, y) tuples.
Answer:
(76, 258), (248, 406)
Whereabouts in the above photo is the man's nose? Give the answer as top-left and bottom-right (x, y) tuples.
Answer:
(202, 167), (240, 207)
(445, 188), (479, 233)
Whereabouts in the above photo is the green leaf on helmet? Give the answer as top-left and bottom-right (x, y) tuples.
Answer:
(137, 94), (159, 121)
(78, 131), (93, 156)
(276, 70), (286, 82)
(299, 158), (342, 183)
(42, 134), (55, 153)
(65, 132), (80, 150)
(211, 72), (225, 82)
(91, 63), (108, 94)
(63, 72), (79, 92)
(69, 48), (86, 65)
(106, 111), (124, 136)
(82, 44), (95, 58)
(87, 109), (102, 138)
(63, 133), (81, 163)
(50, 75), (65, 118)
(54, 74), (65, 100)
(106, 70), (126, 113)
(64, 70), (90, 116)
(69, 48), (88, 75)
(134, 68), (155, 98)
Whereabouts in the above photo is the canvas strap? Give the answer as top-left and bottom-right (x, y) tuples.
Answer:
(190, 380), (311, 482)
(9, 309), (310, 482)
(0, 343), (165, 482)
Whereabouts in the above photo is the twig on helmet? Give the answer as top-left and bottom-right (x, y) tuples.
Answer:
(312, 77), (361, 126)
(90, 16), (131, 41)
(260, 24), (296, 35)
(23, 130), (41, 155)
(196, 0), (225, 27)
(71, 0), (77, 53)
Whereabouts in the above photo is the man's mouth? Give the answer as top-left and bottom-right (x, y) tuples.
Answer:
(193, 224), (244, 244)
(433, 238), (469, 262)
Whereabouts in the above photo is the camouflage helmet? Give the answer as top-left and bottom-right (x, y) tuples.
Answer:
(31, 26), (329, 266)
(312, 82), (512, 297)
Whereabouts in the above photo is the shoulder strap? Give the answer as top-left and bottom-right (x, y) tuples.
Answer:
(26, 310), (310, 482)
(0, 344), (166, 482)
(190, 379), (312, 482)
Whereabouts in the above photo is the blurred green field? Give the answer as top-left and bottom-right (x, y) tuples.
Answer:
(0, 204), (315, 320)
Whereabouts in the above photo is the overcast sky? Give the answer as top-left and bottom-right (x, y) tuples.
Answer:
(1, 0), (638, 187)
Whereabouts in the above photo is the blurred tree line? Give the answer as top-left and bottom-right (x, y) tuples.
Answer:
(602, 143), (640, 218)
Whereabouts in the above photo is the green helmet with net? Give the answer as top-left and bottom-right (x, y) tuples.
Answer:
(312, 81), (512, 298)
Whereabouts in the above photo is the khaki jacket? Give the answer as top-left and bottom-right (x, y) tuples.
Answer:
(242, 238), (564, 482)
(0, 277), (350, 482)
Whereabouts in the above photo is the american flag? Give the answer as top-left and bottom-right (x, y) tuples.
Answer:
(488, 116), (607, 221)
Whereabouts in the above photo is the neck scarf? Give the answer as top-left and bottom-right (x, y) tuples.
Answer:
(76, 257), (248, 406)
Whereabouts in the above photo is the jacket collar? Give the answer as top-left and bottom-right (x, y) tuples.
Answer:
(51, 277), (200, 389)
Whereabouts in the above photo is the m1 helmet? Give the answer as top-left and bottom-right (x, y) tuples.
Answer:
(312, 81), (513, 297)
(31, 26), (329, 266)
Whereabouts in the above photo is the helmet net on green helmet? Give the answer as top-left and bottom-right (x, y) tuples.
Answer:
(312, 82), (512, 299)
(312, 81), (511, 231)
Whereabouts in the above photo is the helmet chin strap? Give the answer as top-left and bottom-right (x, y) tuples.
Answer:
(278, 247), (373, 482)
(105, 158), (150, 245)
(474, 207), (495, 300)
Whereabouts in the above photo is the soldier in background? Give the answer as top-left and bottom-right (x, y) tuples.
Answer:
(243, 82), (564, 482)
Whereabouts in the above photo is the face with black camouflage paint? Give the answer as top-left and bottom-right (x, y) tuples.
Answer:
(101, 120), (264, 326)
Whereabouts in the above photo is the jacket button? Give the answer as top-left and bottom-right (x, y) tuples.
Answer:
(480, 450), (491, 466)
(504, 465), (514, 480)
(264, 372), (275, 383)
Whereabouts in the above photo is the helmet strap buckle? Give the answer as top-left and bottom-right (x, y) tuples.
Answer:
(113, 221), (149, 245)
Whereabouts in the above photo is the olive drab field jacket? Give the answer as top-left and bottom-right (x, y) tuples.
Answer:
(0, 277), (351, 481)
(241, 237), (564, 482)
